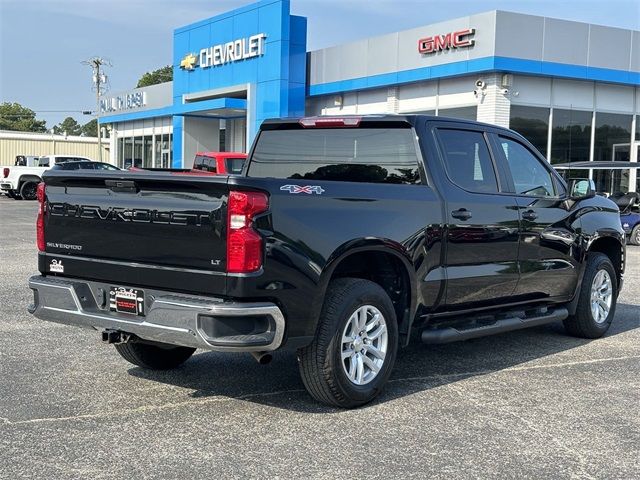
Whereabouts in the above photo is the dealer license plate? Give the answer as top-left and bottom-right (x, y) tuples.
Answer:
(109, 286), (144, 316)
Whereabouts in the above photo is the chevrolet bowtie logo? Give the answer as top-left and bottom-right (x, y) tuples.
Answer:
(180, 53), (197, 70)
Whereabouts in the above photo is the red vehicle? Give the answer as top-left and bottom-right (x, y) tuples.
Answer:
(192, 152), (247, 175)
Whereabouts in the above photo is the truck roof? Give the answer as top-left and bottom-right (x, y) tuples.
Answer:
(260, 114), (511, 132)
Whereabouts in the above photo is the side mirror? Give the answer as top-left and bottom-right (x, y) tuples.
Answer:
(569, 179), (596, 200)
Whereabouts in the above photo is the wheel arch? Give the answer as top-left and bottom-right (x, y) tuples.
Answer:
(310, 239), (417, 346)
(18, 174), (43, 187)
(587, 234), (625, 288)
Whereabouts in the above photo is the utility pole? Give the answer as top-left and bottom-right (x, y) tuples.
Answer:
(82, 57), (111, 162)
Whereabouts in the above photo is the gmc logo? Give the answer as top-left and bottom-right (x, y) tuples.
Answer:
(418, 28), (475, 54)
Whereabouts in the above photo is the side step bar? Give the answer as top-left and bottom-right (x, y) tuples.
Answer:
(421, 307), (568, 344)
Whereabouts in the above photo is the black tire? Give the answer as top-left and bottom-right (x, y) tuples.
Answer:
(19, 181), (38, 200)
(564, 252), (617, 339)
(297, 278), (398, 408)
(629, 225), (640, 246)
(114, 341), (196, 370)
(8, 191), (22, 200)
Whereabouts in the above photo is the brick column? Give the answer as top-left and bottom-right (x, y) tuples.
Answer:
(475, 73), (511, 128)
(387, 86), (399, 114)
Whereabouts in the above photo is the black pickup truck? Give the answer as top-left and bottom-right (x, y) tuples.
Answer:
(28, 115), (625, 408)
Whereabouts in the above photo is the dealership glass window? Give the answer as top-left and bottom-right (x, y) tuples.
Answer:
(550, 109), (592, 164)
(123, 137), (134, 168)
(509, 105), (550, 157)
(592, 112), (633, 194)
(154, 133), (172, 168)
(143, 136), (153, 168)
(438, 106), (477, 121)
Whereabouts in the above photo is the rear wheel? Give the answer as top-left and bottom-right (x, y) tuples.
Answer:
(564, 253), (617, 339)
(629, 225), (640, 246)
(115, 341), (196, 370)
(297, 278), (398, 408)
(19, 181), (38, 200)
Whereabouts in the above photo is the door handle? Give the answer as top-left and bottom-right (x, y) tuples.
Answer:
(451, 208), (472, 221)
(522, 210), (538, 221)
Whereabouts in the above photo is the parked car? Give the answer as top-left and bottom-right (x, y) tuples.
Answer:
(554, 161), (640, 245)
(192, 151), (247, 174)
(2, 155), (93, 199)
(28, 115), (625, 407)
(51, 161), (120, 171)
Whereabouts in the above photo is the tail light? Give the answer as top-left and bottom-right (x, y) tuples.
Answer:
(2, 168), (8, 178)
(36, 182), (46, 252)
(299, 116), (361, 128)
(227, 190), (268, 273)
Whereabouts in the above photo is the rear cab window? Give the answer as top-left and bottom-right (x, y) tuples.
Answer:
(248, 124), (421, 184)
(193, 155), (208, 170)
(225, 157), (245, 174)
(435, 129), (499, 194)
(204, 158), (216, 173)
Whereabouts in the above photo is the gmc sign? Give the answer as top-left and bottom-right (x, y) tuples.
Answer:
(418, 28), (475, 54)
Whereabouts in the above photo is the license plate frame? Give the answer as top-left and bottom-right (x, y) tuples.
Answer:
(109, 286), (145, 316)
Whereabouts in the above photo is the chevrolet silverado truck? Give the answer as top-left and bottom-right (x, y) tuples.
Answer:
(28, 115), (625, 408)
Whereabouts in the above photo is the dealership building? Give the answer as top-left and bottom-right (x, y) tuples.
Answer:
(99, 0), (640, 192)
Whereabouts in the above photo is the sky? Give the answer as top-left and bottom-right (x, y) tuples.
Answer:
(0, 0), (638, 129)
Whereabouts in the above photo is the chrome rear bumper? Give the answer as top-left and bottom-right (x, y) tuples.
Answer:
(28, 275), (285, 352)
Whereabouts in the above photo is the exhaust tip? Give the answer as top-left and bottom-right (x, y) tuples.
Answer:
(250, 352), (273, 365)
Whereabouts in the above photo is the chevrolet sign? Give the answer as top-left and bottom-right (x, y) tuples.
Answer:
(180, 33), (267, 71)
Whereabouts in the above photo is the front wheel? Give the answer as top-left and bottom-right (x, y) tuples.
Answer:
(564, 253), (617, 339)
(115, 341), (196, 370)
(629, 225), (640, 246)
(297, 278), (398, 408)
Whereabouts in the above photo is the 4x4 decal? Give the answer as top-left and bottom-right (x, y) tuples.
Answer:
(280, 185), (325, 195)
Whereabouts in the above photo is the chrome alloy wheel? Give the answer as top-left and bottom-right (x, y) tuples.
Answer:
(341, 305), (388, 386)
(590, 269), (613, 324)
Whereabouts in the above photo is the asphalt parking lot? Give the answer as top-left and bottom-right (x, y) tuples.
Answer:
(0, 194), (638, 479)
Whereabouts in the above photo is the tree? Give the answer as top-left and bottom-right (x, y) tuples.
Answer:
(136, 65), (173, 88)
(80, 118), (109, 138)
(0, 102), (47, 132)
(81, 118), (97, 137)
(53, 116), (82, 136)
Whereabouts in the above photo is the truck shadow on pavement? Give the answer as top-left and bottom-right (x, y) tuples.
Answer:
(127, 302), (639, 412)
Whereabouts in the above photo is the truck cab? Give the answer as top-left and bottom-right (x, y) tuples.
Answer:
(191, 151), (247, 175)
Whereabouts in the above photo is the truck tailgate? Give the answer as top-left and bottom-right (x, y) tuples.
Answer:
(41, 171), (229, 294)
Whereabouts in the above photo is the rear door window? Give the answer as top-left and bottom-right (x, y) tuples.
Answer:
(436, 129), (499, 194)
(248, 127), (421, 184)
